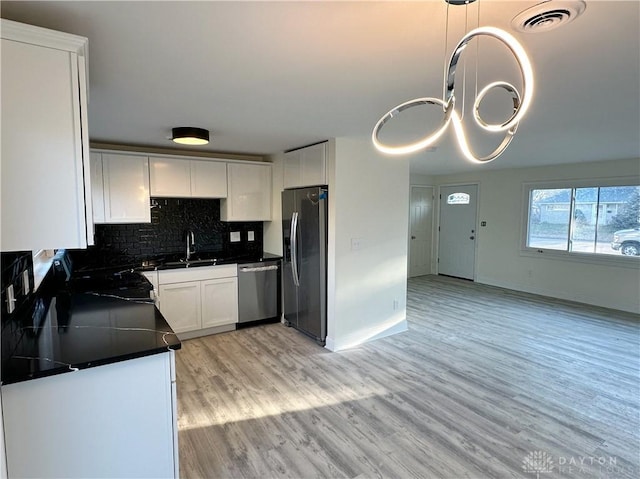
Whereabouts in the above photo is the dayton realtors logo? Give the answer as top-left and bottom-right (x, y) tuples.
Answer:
(522, 451), (554, 479)
(523, 451), (633, 478)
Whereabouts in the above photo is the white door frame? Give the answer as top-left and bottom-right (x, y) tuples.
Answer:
(435, 182), (481, 280)
(408, 185), (435, 278)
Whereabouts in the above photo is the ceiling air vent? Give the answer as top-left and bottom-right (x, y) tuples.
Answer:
(511, 1), (587, 33)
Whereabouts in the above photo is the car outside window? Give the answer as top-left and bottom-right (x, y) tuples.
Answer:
(524, 183), (640, 259)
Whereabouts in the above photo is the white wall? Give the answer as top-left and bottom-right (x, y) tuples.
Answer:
(267, 138), (411, 351)
(410, 173), (436, 186)
(426, 158), (640, 314)
(326, 137), (410, 351)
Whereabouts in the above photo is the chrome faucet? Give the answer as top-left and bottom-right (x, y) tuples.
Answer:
(186, 230), (195, 260)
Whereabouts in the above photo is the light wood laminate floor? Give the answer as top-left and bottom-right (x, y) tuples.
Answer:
(175, 275), (640, 479)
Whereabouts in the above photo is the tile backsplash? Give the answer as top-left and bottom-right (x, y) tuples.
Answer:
(1, 251), (35, 357)
(1, 251), (34, 316)
(73, 198), (263, 267)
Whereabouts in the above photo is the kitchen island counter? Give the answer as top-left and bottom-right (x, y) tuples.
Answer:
(1, 278), (181, 478)
(1, 290), (180, 385)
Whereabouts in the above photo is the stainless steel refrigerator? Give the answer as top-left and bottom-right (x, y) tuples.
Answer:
(282, 186), (328, 344)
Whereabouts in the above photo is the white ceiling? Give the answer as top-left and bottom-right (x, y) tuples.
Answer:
(2, 1), (639, 175)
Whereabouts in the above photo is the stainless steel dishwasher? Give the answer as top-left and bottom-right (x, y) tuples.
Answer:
(237, 260), (281, 324)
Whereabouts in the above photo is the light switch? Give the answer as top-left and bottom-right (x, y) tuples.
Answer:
(230, 231), (241, 242)
(248, 231), (255, 242)
(22, 270), (30, 295)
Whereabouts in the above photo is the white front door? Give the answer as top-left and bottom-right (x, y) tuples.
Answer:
(409, 186), (434, 277)
(438, 184), (478, 280)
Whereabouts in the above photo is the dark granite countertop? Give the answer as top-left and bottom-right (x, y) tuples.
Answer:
(2, 283), (180, 386)
(2, 251), (284, 385)
(73, 252), (283, 274)
(140, 252), (282, 271)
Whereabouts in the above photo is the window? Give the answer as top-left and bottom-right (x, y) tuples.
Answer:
(524, 183), (640, 261)
(447, 192), (470, 205)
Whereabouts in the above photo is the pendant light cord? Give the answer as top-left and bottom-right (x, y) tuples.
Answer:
(459, 1), (469, 120)
(475, 0), (480, 101)
(442, 1), (450, 108)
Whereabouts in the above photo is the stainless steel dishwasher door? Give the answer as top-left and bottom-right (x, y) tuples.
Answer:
(238, 261), (280, 323)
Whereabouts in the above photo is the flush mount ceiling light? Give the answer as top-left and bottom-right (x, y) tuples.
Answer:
(171, 127), (210, 146)
(372, 0), (535, 163)
(512, 0), (587, 33)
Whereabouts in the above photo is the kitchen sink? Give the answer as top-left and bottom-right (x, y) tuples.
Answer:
(140, 252), (260, 270)
(163, 257), (219, 268)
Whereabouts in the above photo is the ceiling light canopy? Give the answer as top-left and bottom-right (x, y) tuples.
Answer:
(372, 1), (535, 164)
(172, 127), (210, 146)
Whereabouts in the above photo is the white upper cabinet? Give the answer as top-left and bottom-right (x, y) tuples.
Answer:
(149, 158), (191, 197)
(102, 153), (151, 223)
(283, 142), (327, 189)
(150, 157), (227, 198)
(191, 160), (227, 198)
(1, 20), (92, 251)
(91, 152), (106, 224)
(221, 163), (272, 222)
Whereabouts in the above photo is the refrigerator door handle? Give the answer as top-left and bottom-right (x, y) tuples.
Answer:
(291, 211), (300, 287)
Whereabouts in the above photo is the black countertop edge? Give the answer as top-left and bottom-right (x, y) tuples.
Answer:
(2, 289), (182, 385)
(75, 253), (283, 275)
(148, 252), (283, 271)
(2, 343), (181, 386)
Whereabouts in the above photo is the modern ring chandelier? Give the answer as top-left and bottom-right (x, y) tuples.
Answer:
(372, 0), (534, 163)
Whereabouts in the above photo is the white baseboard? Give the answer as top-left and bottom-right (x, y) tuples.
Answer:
(325, 316), (408, 352)
(476, 276), (640, 315)
(177, 323), (236, 340)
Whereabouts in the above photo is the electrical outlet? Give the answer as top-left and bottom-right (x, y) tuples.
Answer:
(248, 231), (255, 242)
(230, 231), (241, 242)
(6, 284), (16, 314)
(22, 270), (30, 295)
(351, 238), (363, 251)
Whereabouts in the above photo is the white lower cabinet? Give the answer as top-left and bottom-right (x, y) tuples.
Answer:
(158, 281), (201, 333)
(2, 352), (178, 478)
(158, 265), (238, 337)
(201, 277), (239, 328)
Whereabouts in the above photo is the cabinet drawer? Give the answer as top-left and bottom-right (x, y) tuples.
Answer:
(158, 264), (237, 284)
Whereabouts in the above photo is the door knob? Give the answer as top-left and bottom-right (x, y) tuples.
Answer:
(470, 236), (475, 240)
(411, 236), (416, 240)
